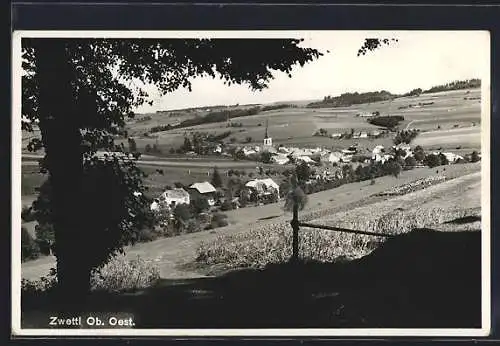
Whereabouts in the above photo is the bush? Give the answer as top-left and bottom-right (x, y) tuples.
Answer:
(21, 206), (36, 222)
(211, 213), (229, 229)
(35, 222), (55, 255)
(424, 154), (441, 168)
(367, 116), (404, 129)
(220, 200), (234, 211)
(404, 156), (418, 169)
(137, 228), (160, 242)
(21, 227), (40, 262)
(471, 151), (480, 163)
(90, 255), (161, 292)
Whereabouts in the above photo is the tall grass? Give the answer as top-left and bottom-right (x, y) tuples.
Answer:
(21, 255), (161, 295)
(196, 206), (480, 270)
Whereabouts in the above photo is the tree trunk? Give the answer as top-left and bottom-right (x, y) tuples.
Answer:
(34, 39), (91, 312)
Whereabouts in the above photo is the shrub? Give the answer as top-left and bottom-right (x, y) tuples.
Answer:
(220, 200), (234, 211)
(211, 167), (223, 188)
(21, 227), (40, 262)
(404, 156), (417, 169)
(211, 213), (229, 229)
(35, 222), (55, 255)
(137, 228), (160, 242)
(424, 154), (441, 168)
(367, 116), (404, 129)
(21, 206), (36, 222)
(90, 255), (160, 292)
(471, 151), (480, 163)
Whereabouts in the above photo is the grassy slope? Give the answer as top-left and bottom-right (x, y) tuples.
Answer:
(21, 162), (481, 281)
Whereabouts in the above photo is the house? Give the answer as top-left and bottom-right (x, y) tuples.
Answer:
(359, 132), (368, 138)
(189, 181), (217, 206)
(95, 151), (136, 161)
(352, 132), (361, 139)
(159, 188), (190, 208)
(330, 133), (342, 139)
(340, 155), (353, 163)
(296, 156), (315, 164)
(271, 154), (290, 165)
(213, 145), (222, 154)
(243, 147), (258, 156)
(441, 152), (464, 163)
(370, 130), (381, 137)
(342, 149), (356, 155)
(372, 145), (385, 160)
(321, 151), (342, 163)
(359, 112), (374, 117)
(245, 178), (280, 199)
(278, 146), (291, 154)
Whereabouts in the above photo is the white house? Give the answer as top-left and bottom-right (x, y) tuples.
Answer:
(441, 152), (464, 163)
(150, 199), (160, 211)
(359, 112), (374, 117)
(321, 151), (342, 163)
(359, 132), (368, 138)
(245, 178), (280, 199)
(296, 156), (315, 164)
(271, 154), (290, 165)
(213, 145), (223, 154)
(330, 133), (342, 139)
(160, 188), (190, 207)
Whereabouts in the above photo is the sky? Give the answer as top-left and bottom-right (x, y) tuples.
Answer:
(133, 31), (489, 113)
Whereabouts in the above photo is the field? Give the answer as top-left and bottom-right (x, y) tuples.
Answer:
(104, 88), (482, 155)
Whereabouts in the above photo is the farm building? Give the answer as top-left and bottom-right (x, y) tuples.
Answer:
(359, 132), (368, 138)
(245, 178), (280, 199)
(159, 188), (190, 207)
(189, 181), (217, 206)
(370, 130), (381, 137)
(330, 133), (342, 139)
(321, 151), (342, 164)
(440, 152), (464, 163)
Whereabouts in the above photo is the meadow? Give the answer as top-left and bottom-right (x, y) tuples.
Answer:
(115, 88), (481, 153)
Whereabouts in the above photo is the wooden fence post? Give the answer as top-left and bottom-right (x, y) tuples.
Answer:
(290, 174), (300, 263)
(291, 198), (299, 262)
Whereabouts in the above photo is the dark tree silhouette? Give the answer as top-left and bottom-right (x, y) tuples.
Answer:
(211, 166), (223, 188)
(21, 37), (391, 308)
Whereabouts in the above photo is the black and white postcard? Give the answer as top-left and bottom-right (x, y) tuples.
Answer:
(11, 30), (491, 337)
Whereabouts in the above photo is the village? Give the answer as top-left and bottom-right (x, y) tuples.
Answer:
(144, 118), (472, 233)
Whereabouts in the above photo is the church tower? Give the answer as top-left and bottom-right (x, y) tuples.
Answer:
(263, 119), (272, 147)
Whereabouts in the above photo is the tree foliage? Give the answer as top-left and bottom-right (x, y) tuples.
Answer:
(211, 166), (223, 188)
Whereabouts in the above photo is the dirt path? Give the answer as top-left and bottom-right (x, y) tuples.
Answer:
(20, 163), (481, 281)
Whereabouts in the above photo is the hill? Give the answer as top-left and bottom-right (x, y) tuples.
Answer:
(307, 79), (481, 109)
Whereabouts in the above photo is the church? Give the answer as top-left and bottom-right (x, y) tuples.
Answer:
(263, 119), (273, 147)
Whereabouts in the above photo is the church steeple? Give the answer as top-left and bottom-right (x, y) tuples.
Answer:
(263, 119), (272, 147)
